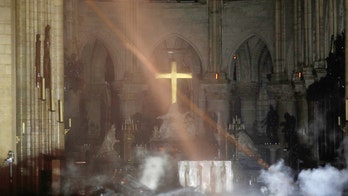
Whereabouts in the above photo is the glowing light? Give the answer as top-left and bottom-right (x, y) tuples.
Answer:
(22, 122), (25, 134)
(50, 89), (55, 111)
(215, 72), (219, 80)
(156, 61), (192, 104)
(75, 161), (86, 164)
(58, 100), (63, 122)
(41, 77), (46, 100)
(338, 116), (341, 126)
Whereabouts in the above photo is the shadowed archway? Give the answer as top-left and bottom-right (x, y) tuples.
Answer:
(64, 39), (121, 158)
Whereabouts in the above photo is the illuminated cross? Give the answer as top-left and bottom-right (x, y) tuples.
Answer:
(156, 61), (192, 104)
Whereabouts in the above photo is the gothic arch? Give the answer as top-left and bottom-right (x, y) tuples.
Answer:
(227, 35), (273, 134)
(258, 45), (273, 83)
(228, 35), (273, 83)
(78, 29), (123, 80)
(65, 38), (120, 151)
(79, 39), (116, 84)
(150, 34), (203, 75)
(144, 35), (202, 115)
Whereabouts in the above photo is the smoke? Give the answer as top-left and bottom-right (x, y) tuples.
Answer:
(341, 137), (348, 166)
(157, 187), (205, 196)
(298, 165), (348, 196)
(259, 159), (296, 196)
(259, 160), (348, 196)
(61, 162), (82, 195)
(61, 159), (117, 195)
(139, 154), (169, 191)
(137, 155), (348, 195)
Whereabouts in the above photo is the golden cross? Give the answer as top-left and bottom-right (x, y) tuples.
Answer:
(156, 61), (192, 104)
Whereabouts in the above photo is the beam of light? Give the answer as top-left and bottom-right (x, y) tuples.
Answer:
(86, 0), (269, 169)
(85, 1), (174, 112)
(85, 1), (158, 76)
(74, 161), (86, 164)
(177, 91), (269, 169)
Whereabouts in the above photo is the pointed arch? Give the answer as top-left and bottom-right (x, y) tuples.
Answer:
(150, 34), (203, 76)
(228, 35), (273, 83)
(144, 35), (202, 118)
(65, 38), (121, 152)
(80, 39), (116, 84)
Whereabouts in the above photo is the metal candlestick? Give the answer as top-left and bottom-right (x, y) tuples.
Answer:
(4, 150), (14, 195)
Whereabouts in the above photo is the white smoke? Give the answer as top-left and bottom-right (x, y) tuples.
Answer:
(139, 154), (169, 191)
(298, 165), (348, 196)
(259, 159), (296, 196)
(61, 159), (117, 195)
(259, 160), (348, 196)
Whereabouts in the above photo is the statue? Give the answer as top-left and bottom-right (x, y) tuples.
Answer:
(280, 112), (297, 148)
(35, 34), (41, 87)
(262, 105), (279, 143)
(43, 25), (51, 88)
(236, 129), (260, 158)
(97, 124), (118, 157)
(231, 116), (260, 158)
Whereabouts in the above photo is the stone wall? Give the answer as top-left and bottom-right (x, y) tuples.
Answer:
(77, 1), (273, 78)
(0, 0), (14, 164)
(223, 0), (274, 70)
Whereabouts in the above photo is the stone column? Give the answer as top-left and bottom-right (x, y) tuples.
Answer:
(123, 0), (138, 75)
(295, 0), (305, 66)
(64, 0), (77, 56)
(52, 0), (65, 156)
(273, 0), (286, 81)
(207, 0), (222, 73)
(329, 0), (336, 39)
(315, 0), (320, 61)
(333, 0), (338, 37)
(15, 1), (28, 192)
(343, 0), (348, 165)
(302, 0), (316, 88)
(274, 0), (282, 74)
(345, 0), (348, 121)
(292, 80), (308, 143)
(315, 0), (325, 62)
(269, 84), (296, 146)
(318, 0), (326, 60)
(198, 84), (207, 137)
(313, 0), (327, 79)
(238, 83), (258, 135)
(14, 0), (64, 193)
(202, 80), (229, 159)
(304, 0), (313, 66)
(0, 1), (15, 195)
(16, 0), (41, 192)
(293, 0), (299, 67)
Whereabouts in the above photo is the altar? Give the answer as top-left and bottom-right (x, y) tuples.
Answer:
(149, 61), (234, 193)
(178, 160), (233, 194)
